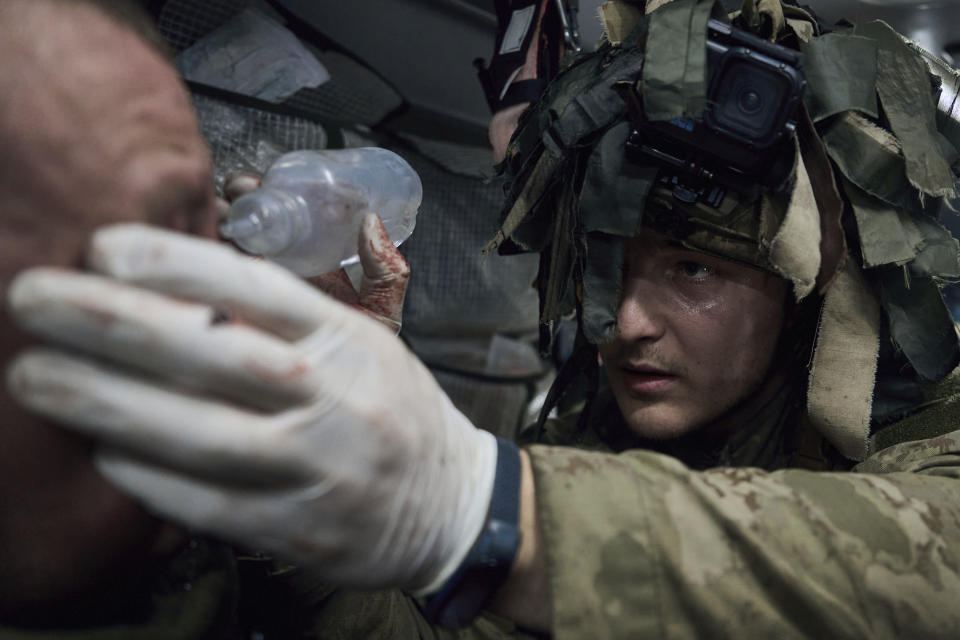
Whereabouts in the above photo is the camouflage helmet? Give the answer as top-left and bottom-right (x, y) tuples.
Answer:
(487, 0), (960, 460)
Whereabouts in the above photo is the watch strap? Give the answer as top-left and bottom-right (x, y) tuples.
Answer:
(421, 437), (522, 629)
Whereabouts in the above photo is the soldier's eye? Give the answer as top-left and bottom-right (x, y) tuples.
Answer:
(678, 261), (713, 281)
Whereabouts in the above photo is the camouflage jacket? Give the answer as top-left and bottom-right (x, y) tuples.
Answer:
(4, 371), (960, 639)
(524, 390), (960, 639)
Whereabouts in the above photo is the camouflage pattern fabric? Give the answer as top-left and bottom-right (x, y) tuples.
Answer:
(526, 371), (960, 639)
(530, 439), (960, 638)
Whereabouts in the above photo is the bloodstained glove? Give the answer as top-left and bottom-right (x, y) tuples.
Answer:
(220, 176), (410, 334)
(5, 223), (498, 594)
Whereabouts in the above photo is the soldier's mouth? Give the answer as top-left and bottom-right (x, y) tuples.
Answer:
(619, 366), (678, 395)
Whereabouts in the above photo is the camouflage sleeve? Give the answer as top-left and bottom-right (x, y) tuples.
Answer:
(527, 429), (960, 639)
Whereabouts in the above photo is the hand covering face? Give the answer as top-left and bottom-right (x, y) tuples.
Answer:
(6, 223), (498, 594)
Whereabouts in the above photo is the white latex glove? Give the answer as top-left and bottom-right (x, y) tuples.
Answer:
(6, 223), (497, 594)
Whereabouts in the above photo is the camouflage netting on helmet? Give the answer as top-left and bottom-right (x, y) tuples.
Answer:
(489, 0), (960, 458)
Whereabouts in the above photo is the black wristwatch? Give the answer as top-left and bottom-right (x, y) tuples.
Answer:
(421, 437), (522, 629)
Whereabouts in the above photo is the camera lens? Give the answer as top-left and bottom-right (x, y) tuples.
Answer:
(707, 57), (789, 147)
(738, 89), (763, 114)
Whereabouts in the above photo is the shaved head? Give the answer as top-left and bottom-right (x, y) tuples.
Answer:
(0, 0), (211, 280)
(0, 0), (169, 56)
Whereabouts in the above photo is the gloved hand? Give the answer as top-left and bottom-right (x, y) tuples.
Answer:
(5, 223), (497, 594)
(219, 173), (410, 334)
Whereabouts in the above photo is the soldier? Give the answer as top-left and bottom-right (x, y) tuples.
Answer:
(6, 1), (960, 639)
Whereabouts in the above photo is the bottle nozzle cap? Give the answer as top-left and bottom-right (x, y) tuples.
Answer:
(219, 215), (261, 242)
(222, 188), (305, 257)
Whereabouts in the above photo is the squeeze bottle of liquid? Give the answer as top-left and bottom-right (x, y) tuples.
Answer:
(220, 148), (422, 276)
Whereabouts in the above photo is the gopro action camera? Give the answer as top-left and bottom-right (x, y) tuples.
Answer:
(632, 18), (806, 187)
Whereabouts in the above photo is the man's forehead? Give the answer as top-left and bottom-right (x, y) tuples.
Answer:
(0, 0), (213, 277)
(3, 1), (190, 128)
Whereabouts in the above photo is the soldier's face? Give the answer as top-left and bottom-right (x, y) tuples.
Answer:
(599, 231), (788, 440)
(0, 2), (219, 617)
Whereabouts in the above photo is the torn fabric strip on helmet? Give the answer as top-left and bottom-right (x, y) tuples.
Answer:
(937, 131), (960, 175)
(738, 0), (785, 42)
(767, 141), (820, 300)
(807, 260), (880, 462)
(598, 1), (645, 46)
(938, 115), (960, 174)
(910, 216), (960, 280)
(821, 111), (923, 213)
(485, 149), (561, 255)
(644, 0), (674, 15)
(544, 48), (645, 154)
(802, 33), (879, 123)
(782, 3), (820, 37)
(856, 21), (957, 199)
(844, 178), (923, 268)
(539, 183), (579, 346)
(577, 121), (658, 344)
(579, 121), (655, 236)
(797, 106), (847, 293)
(581, 232), (625, 344)
(876, 267), (960, 382)
(785, 17), (814, 43)
(642, 0), (722, 121)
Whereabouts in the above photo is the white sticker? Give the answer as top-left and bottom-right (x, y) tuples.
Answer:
(499, 5), (536, 55)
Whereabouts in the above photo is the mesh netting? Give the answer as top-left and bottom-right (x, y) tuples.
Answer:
(393, 147), (546, 434)
(192, 93), (331, 192)
(395, 150), (541, 338)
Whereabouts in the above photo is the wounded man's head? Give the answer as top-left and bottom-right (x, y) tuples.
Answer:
(0, 0), (219, 621)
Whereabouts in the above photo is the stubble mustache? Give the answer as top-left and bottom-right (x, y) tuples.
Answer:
(602, 341), (690, 379)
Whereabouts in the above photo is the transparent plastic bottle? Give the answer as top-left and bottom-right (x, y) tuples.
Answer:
(220, 148), (422, 276)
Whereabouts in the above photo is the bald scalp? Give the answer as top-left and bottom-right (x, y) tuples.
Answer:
(0, 0), (201, 284)
(0, 0), (168, 58)
(0, 0), (169, 217)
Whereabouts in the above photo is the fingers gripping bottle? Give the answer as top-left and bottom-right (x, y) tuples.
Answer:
(220, 148), (422, 276)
